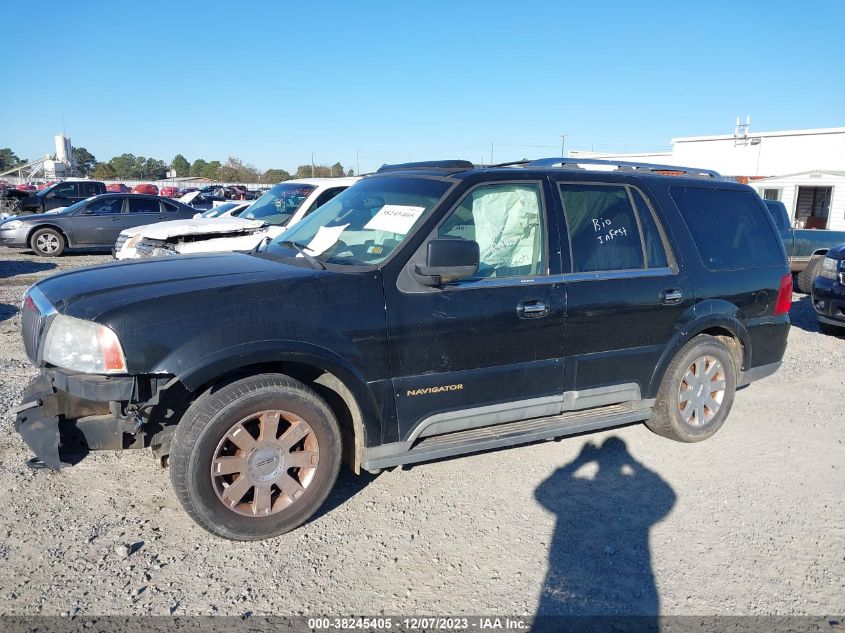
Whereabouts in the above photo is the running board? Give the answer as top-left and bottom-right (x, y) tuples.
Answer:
(361, 402), (652, 471)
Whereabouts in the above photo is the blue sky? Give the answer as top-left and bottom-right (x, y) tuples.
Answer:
(2, 0), (843, 173)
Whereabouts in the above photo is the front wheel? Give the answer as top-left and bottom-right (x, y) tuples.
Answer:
(30, 227), (65, 256)
(646, 335), (737, 443)
(169, 374), (341, 540)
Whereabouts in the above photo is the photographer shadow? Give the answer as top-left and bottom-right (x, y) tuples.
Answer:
(533, 437), (676, 627)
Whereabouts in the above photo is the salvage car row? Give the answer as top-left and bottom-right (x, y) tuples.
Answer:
(0, 178), (357, 257)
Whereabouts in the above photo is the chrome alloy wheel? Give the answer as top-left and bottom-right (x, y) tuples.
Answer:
(677, 355), (726, 427)
(36, 233), (61, 253)
(211, 410), (320, 517)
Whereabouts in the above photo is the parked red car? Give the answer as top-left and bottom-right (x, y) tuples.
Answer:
(159, 186), (179, 198)
(131, 183), (159, 195)
(37, 181), (56, 191)
(16, 184), (37, 192)
(106, 183), (132, 193)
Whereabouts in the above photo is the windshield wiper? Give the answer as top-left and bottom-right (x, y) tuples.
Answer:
(277, 240), (326, 270)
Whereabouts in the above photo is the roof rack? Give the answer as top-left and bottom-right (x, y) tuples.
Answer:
(376, 160), (475, 174)
(521, 157), (721, 179)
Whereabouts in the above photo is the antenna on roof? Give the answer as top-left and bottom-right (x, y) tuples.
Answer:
(734, 115), (751, 146)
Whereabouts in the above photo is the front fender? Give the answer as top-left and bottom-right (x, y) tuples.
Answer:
(168, 339), (383, 448)
(646, 302), (750, 398)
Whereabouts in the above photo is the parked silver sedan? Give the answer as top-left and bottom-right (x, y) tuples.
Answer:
(0, 193), (197, 256)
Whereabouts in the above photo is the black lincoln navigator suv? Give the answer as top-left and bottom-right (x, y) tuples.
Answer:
(15, 158), (791, 540)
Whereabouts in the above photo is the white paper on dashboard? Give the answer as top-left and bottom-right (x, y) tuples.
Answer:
(363, 205), (426, 234)
(301, 224), (349, 256)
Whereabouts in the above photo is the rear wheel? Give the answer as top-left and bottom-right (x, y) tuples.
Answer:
(646, 335), (737, 442)
(29, 228), (65, 256)
(796, 255), (825, 294)
(169, 374), (341, 540)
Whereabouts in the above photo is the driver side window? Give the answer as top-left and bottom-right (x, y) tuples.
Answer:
(438, 183), (545, 279)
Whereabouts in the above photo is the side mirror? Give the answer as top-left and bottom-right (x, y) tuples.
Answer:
(415, 238), (479, 286)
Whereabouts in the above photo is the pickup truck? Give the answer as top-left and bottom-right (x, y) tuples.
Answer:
(763, 199), (845, 293)
(19, 180), (107, 215)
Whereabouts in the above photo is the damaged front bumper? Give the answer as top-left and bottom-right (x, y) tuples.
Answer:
(14, 369), (173, 470)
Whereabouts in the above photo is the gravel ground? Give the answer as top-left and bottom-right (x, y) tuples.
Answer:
(0, 246), (842, 617)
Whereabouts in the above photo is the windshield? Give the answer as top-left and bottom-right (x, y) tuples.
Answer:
(201, 203), (238, 218)
(239, 183), (317, 225)
(265, 176), (452, 266)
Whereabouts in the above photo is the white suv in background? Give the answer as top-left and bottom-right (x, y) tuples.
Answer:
(114, 177), (359, 259)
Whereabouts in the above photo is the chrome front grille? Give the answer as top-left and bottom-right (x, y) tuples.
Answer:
(21, 286), (56, 364)
(21, 295), (40, 363)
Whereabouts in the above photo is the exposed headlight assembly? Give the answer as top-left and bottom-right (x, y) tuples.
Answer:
(1, 220), (23, 230)
(819, 256), (839, 280)
(42, 315), (127, 374)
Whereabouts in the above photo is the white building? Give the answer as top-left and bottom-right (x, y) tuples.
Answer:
(570, 125), (845, 178)
(751, 171), (845, 231)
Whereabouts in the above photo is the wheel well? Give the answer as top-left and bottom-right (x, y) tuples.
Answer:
(27, 224), (69, 247)
(190, 361), (365, 473)
(699, 326), (744, 372)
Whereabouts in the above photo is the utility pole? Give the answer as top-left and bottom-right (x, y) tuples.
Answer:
(311, 153), (315, 178)
(490, 141), (494, 165)
(560, 134), (568, 157)
(356, 149), (360, 176)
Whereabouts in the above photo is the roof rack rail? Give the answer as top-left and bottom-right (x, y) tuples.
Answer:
(376, 160), (475, 174)
(524, 157), (722, 179)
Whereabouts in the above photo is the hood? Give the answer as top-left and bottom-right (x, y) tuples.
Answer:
(828, 243), (845, 260)
(123, 216), (266, 240)
(35, 252), (318, 321)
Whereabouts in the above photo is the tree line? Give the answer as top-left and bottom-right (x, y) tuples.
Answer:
(1, 146), (353, 184)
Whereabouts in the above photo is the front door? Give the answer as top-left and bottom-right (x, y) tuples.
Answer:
(385, 180), (567, 442)
(70, 196), (127, 246)
(552, 179), (693, 402)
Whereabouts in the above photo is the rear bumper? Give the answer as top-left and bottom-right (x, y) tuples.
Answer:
(14, 369), (160, 470)
(738, 361), (781, 387)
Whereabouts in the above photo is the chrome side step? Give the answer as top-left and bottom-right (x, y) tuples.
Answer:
(361, 402), (651, 471)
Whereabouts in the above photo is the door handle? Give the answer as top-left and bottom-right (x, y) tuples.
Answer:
(517, 300), (550, 319)
(661, 288), (684, 305)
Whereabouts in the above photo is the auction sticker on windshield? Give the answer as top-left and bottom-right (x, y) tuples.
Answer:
(364, 205), (425, 234)
(304, 224), (349, 255)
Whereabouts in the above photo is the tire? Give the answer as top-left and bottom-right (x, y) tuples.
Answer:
(646, 335), (737, 443)
(169, 373), (341, 541)
(29, 227), (65, 257)
(818, 321), (843, 336)
(796, 255), (825, 294)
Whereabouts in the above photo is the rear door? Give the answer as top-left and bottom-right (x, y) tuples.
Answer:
(125, 197), (166, 230)
(69, 196), (127, 245)
(553, 178), (693, 403)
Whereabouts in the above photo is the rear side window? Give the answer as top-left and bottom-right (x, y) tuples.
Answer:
(630, 188), (669, 268)
(560, 184), (645, 273)
(670, 187), (783, 270)
(128, 198), (161, 214)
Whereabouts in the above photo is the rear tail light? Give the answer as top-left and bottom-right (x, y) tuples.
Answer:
(773, 273), (793, 316)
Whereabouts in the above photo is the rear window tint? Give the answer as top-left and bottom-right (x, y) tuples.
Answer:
(670, 187), (783, 270)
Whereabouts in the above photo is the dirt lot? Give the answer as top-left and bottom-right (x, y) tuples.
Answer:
(0, 246), (842, 617)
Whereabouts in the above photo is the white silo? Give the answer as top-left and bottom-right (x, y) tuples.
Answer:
(54, 134), (72, 165)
